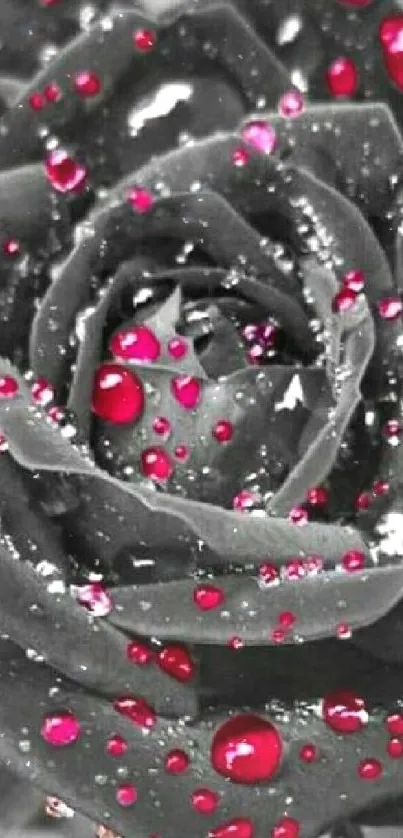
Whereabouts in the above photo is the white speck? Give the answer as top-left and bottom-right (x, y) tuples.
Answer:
(128, 82), (193, 136)
(274, 374), (304, 412)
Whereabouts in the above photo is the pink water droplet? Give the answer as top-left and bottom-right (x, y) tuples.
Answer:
(271, 817), (300, 838)
(232, 490), (259, 512)
(171, 375), (201, 409)
(288, 505), (308, 525)
(228, 636), (245, 650)
(191, 788), (219, 814)
(116, 783), (137, 806)
(377, 296), (403, 320)
(336, 622), (352, 640)
(354, 491), (371, 511)
(74, 70), (101, 97)
(152, 416), (171, 437)
(342, 270), (366, 293)
(110, 324), (160, 363)
(284, 558), (306, 581)
(141, 446), (174, 482)
(242, 324), (259, 343)
(91, 363), (144, 424)
(278, 611), (296, 629)
(342, 549), (365, 573)
(44, 82), (61, 102)
(168, 337), (188, 359)
(128, 186), (154, 213)
(0, 375), (18, 398)
(271, 628), (286, 644)
(387, 738), (403, 759)
(332, 286), (357, 313)
(278, 89), (305, 118)
(174, 444), (189, 461)
(3, 238), (20, 257)
(194, 584), (225, 611)
(209, 819), (254, 838)
(372, 479), (390, 496)
(48, 405), (64, 423)
(306, 486), (328, 507)
(45, 149), (87, 193)
(127, 640), (154, 665)
(106, 734), (128, 757)
(76, 582), (112, 616)
(232, 147), (249, 167)
(386, 713), (403, 736)
(29, 92), (45, 110)
(31, 378), (54, 406)
(357, 758), (383, 780)
(157, 645), (195, 683)
(322, 690), (368, 733)
(384, 418), (401, 440)
(211, 714), (282, 784)
(379, 16), (403, 91)
(113, 696), (157, 730)
(259, 563), (279, 586)
(133, 28), (157, 51)
(326, 57), (358, 97)
(299, 744), (318, 763)
(241, 121), (277, 155)
(0, 434), (8, 453)
(304, 555), (324, 575)
(164, 749), (190, 774)
(213, 419), (234, 443)
(41, 712), (81, 747)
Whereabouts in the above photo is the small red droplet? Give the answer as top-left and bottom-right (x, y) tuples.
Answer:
(113, 696), (157, 730)
(152, 416), (171, 437)
(110, 325), (160, 363)
(48, 405), (64, 423)
(342, 549), (365, 573)
(306, 486), (328, 507)
(271, 628), (286, 644)
(326, 57), (358, 97)
(288, 505), (308, 525)
(377, 296), (403, 320)
(384, 418), (401, 440)
(332, 286), (357, 313)
(174, 444), (189, 461)
(209, 819), (254, 838)
(128, 186), (154, 213)
(322, 690), (368, 733)
(127, 640), (154, 665)
(133, 28), (157, 51)
(213, 420), (234, 443)
(157, 645), (195, 683)
(304, 555), (324, 575)
(228, 636), (245, 650)
(232, 147), (249, 167)
(233, 490), (259, 512)
(357, 758), (383, 780)
(29, 92), (46, 110)
(0, 434), (8, 453)
(278, 90), (304, 118)
(167, 337), (188, 359)
(386, 713), (403, 736)
(116, 783), (137, 806)
(372, 479), (390, 496)
(241, 121), (277, 155)
(355, 491), (371, 511)
(171, 375), (201, 409)
(191, 788), (219, 814)
(342, 270), (365, 293)
(41, 712), (81, 747)
(299, 744), (318, 763)
(140, 446), (174, 482)
(106, 734), (128, 757)
(278, 611), (296, 629)
(44, 82), (61, 102)
(76, 582), (112, 617)
(271, 817), (300, 838)
(259, 563), (279, 586)
(387, 738), (403, 759)
(0, 375), (18, 398)
(91, 363), (144, 424)
(194, 584), (225, 611)
(74, 70), (101, 97)
(3, 238), (20, 257)
(31, 378), (54, 406)
(284, 558), (306, 581)
(211, 714), (282, 784)
(45, 149), (87, 193)
(336, 622), (352, 640)
(379, 16), (403, 92)
(164, 749), (190, 774)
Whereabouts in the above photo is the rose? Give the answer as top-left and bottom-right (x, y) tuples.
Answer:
(0, 3), (403, 838)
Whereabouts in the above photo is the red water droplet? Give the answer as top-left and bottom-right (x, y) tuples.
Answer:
(354, 491), (371, 511)
(91, 363), (144, 424)
(31, 378), (54, 406)
(379, 16), (403, 91)
(326, 57), (358, 97)
(386, 713), (403, 736)
(44, 82), (61, 102)
(304, 555), (324, 575)
(74, 70), (101, 97)
(133, 28), (157, 51)
(110, 325), (160, 363)
(45, 149), (87, 193)
(152, 415), (171, 437)
(299, 744), (318, 763)
(247, 343), (264, 364)
(384, 418), (401, 440)
(141, 447), (174, 482)
(288, 505), (308, 525)
(174, 444), (189, 461)
(377, 296), (403, 320)
(284, 558), (306, 581)
(0, 375), (18, 398)
(242, 324), (259, 343)
(171, 375), (201, 409)
(127, 640), (154, 665)
(76, 582), (112, 617)
(106, 734), (128, 757)
(232, 147), (249, 167)
(164, 749), (190, 774)
(48, 405), (64, 423)
(357, 758), (383, 780)
(211, 714), (282, 784)
(342, 549), (365, 572)
(306, 486), (328, 507)
(271, 817), (300, 838)
(322, 690), (368, 733)
(342, 269), (366, 293)
(29, 92), (45, 110)
(0, 434), (8, 453)
(278, 611), (296, 629)
(332, 286), (357, 313)
(336, 622), (352, 640)
(372, 479), (390, 496)
(191, 788), (219, 814)
(209, 819), (254, 838)
(128, 186), (154, 213)
(116, 784), (137, 806)
(232, 490), (259, 512)
(194, 584), (225, 611)
(41, 712), (81, 746)
(213, 420), (234, 443)
(157, 645), (195, 683)
(259, 563), (279, 586)
(228, 636), (245, 650)
(271, 628), (286, 644)
(113, 696), (157, 730)
(3, 238), (20, 256)
(278, 90), (304, 118)
(241, 121), (277, 155)
(168, 337), (188, 359)
(387, 738), (403, 759)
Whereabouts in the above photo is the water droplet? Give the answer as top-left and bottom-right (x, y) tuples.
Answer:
(110, 325), (160, 362)
(191, 788), (219, 814)
(41, 712), (81, 746)
(113, 696), (157, 730)
(241, 121), (277, 155)
(164, 749), (190, 773)
(193, 584), (225, 611)
(74, 70), (101, 97)
(133, 29), (157, 52)
(213, 420), (234, 444)
(326, 57), (358, 97)
(76, 582), (112, 617)
(171, 375), (201, 409)
(106, 734), (128, 757)
(357, 758), (383, 780)
(116, 783), (137, 806)
(91, 363), (145, 424)
(211, 714), (282, 784)
(157, 645), (195, 682)
(45, 149), (87, 193)
(140, 446), (174, 482)
(322, 690), (368, 733)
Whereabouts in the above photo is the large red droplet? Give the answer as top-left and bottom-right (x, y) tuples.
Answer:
(110, 325), (160, 362)
(113, 696), (157, 730)
(193, 584), (225, 611)
(211, 714), (282, 784)
(191, 788), (219, 814)
(41, 712), (81, 746)
(140, 446), (174, 482)
(76, 582), (112, 617)
(322, 690), (368, 733)
(271, 818), (300, 838)
(157, 645), (195, 683)
(326, 57), (358, 97)
(209, 819), (254, 838)
(164, 749), (190, 774)
(45, 149), (87, 193)
(91, 363), (144, 424)
(379, 16), (403, 91)
(171, 375), (201, 409)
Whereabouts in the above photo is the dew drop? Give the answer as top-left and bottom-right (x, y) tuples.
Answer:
(113, 696), (157, 730)
(271, 817), (300, 838)
(0, 375), (18, 398)
(91, 364), (145, 424)
(191, 788), (219, 814)
(41, 712), (81, 747)
(209, 819), (254, 838)
(164, 749), (190, 774)
(326, 57), (358, 97)
(116, 783), (137, 806)
(193, 584), (225, 611)
(140, 446), (174, 482)
(74, 70), (101, 97)
(106, 735), (128, 757)
(127, 640), (154, 665)
(157, 645), (195, 682)
(110, 325), (160, 362)
(241, 121), (277, 155)
(322, 690), (368, 733)
(357, 758), (383, 780)
(379, 16), (403, 91)
(76, 582), (112, 617)
(45, 149), (87, 193)
(211, 714), (282, 784)
(171, 375), (201, 409)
